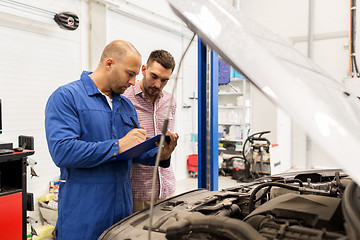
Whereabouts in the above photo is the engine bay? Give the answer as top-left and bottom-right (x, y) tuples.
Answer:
(99, 169), (360, 240)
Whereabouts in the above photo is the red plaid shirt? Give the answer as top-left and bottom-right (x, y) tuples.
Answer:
(123, 81), (176, 200)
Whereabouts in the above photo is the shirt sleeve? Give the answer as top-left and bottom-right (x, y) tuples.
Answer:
(132, 147), (170, 168)
(168, 97), (177, 132)
(45, 88), (118, 168)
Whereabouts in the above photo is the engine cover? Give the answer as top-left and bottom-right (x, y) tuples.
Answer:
(245, 193), (342, 231)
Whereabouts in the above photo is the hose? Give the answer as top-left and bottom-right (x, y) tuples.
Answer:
(248, 181), (330, 213)
(166, 213), (266, 240)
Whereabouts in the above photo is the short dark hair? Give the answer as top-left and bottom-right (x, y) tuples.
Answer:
(146, 50), (175, 72)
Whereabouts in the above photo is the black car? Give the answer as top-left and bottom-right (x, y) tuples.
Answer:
(99, 169), (359, 240)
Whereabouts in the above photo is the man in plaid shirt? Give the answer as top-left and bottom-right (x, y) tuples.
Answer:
(123, 50), (179, 212)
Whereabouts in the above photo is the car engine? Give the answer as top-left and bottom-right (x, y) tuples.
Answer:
(99, 170), (360, 240)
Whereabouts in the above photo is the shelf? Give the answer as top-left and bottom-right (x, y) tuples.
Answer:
(218, 92), (243, 96)
(230, 78), (246, 82)
(219, 138), (243, 143)
(218, 122), (242, 125)
(218, 105), (243, 109)
(0, 187), (21, 197)
(0, 150), (35, 162)
(218, 73), (251, 156)
(219, 147), (243, 152)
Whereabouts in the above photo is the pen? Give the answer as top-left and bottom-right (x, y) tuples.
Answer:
(130, 116), (139, 128)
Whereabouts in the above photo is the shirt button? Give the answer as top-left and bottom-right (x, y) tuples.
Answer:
(115, 142), (118, 145)
(114, 153), (117, 156)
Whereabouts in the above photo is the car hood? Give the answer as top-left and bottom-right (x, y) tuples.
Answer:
(168, 0), (360, 186)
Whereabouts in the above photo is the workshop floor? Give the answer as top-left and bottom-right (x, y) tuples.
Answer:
(175, 175), (240, 195)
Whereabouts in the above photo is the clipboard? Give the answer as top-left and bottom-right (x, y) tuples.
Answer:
(116, 134), (170, 160)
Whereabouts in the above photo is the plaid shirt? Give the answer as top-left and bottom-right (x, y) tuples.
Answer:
(123, 81), (176, 200)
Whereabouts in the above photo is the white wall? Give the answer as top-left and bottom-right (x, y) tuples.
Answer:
(0, 0), (86, 222)
(241, 0), (349, 170)
(0, 0), (197, 222)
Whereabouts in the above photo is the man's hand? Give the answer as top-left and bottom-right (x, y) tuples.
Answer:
(118, 129), (147, 154)
(156, 131), (179, 160)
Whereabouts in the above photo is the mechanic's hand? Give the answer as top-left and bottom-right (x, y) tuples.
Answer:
(156, 131), (179, 160)
(118, 129), (147, 153)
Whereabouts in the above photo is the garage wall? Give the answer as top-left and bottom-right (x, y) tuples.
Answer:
(0, 0), (87, 220)
(0, 0), (197, 222)
(241, 0), (349, 170)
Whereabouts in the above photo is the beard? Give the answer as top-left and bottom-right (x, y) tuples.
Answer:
(114, 86), (128, 95)
(118, 87), (126, 94)
(108, 70), (129, 95)
(145, 87), (160, 96)
(143, 77), (161, 97)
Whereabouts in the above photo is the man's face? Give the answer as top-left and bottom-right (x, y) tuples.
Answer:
(141, 61), (172, 99)
(108, 53), (141, 94)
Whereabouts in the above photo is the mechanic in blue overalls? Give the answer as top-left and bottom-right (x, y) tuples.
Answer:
(45, 40), (178, 240)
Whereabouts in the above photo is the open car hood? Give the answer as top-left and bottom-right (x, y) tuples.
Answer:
(168, 0), (360, 185)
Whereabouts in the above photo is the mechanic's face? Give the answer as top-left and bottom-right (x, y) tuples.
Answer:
(108, 53), (141, 94)
(141, 61), (172, 101)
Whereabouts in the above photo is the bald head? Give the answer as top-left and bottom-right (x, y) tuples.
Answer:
(100, 40), (141, 64)
(90, 40), (142, 97)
